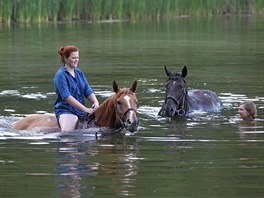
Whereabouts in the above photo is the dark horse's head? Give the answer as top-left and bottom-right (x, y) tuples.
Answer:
(159, 65), (188, 117)
(95, 80), (139, 132)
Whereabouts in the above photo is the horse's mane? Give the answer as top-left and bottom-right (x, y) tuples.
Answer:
(95, 88), (134, 129)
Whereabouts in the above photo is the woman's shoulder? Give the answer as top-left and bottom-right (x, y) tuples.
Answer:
(75, 67), (83, 73)
(54, 66), (67, 77)
(55, 66), (65, 71)
(75, 68), (86, 77)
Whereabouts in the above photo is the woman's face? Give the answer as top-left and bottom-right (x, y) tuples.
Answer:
(65, 51), (79, 68)
(238, 104), (249, 121)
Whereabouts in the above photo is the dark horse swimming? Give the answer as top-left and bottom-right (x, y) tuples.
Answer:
(158, 66), (222, 118)
(14, 80), (139, 133)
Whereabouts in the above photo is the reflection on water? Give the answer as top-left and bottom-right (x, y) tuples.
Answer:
(55, 135), (138, 197)
(56, 138), (94, 198)
(237, 119), (264, 138)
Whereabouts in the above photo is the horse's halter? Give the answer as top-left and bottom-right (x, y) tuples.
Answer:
(114, 96), (138, 129)
(165, 77), (188, 116)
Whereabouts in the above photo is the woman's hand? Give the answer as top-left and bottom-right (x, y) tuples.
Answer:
(65, 96), (97, 115)
(91, 102), (99, 110)
(84, 107), (95, 115)
(87, 93), (99, 110)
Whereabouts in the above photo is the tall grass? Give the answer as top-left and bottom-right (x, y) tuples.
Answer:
(60, 0), (75, 21)
(49, 0), (61, 22)
(0, 0), (263, 24)
(0, 0), (13, 24)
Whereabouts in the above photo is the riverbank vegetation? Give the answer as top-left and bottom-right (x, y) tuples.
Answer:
(0, 0), (263, 24)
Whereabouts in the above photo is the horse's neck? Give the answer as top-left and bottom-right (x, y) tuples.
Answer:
(95, 98), (121, 129)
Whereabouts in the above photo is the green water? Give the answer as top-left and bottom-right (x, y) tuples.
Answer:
(0, 16), (264, 198)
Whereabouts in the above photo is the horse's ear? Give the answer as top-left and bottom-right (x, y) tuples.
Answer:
(130, 80), (137, 93)
(182, 66), (187, 78)
(113, 80), (120, 93)
(164, 65), (171, 77)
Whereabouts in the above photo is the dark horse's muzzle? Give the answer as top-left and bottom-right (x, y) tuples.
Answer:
(165, 96), (186, 117)
(175, 109), (185, 116)
(165, 106), (185, 117)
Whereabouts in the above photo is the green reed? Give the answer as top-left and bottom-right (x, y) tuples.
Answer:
(0, 0), (263, 24)
(253, 0), (264, 14)
(60, 0), (75, 21)
(50, 0), (61, 22)
(0, 0), (13, 24)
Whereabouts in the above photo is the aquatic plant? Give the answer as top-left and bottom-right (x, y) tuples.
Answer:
(0, 0), (13, 24)
(0, 0), (263, 24)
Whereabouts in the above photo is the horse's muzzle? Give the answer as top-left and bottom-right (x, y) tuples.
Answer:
(176, 109), (185, 116)
(125, 118), (139, 132)
(165, 106), (185, 117)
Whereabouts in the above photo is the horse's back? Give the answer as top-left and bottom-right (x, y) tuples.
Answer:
(187, 89), (222, 113)
(13, 114), (60, 132)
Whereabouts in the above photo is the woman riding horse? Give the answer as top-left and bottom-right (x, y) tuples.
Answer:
(13, 80), (139, 133)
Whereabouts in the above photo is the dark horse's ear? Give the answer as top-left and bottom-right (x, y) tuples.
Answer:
(130, 80), (137, 93)
(113, 80), (120, 93)
(181, 66), (187, 78)
(164, 65), (171, 77)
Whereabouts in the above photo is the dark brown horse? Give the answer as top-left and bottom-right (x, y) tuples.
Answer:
(158, 66), (222, 118)
(14, 80), (139, 133)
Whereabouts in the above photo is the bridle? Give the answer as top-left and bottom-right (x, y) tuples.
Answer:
(115, 101), (138, 129)
(165, 77), (188, 116)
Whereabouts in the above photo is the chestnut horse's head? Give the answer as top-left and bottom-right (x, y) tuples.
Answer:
(161, 65), (188, 117)
(113, 80), (139, 132)
(95, 80), (139, 132)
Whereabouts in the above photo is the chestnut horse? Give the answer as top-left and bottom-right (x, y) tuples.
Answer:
(158, 66), (222, 118)
(14, 80), (139, 133)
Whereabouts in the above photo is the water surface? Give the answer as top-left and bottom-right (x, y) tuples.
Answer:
(0, 16), (264, 198)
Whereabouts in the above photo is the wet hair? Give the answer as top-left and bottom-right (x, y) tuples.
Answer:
(240, 101), (257, 121)
(58, 45), (79, 64)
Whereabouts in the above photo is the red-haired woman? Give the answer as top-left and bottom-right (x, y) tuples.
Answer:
(54, 45), (99, 132)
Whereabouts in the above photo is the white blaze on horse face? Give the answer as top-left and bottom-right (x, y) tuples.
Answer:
(124, 95), (132, 108)
(124, 95), (134, 118)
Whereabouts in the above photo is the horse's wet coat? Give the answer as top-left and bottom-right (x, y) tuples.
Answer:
(159, 66), (222, 118)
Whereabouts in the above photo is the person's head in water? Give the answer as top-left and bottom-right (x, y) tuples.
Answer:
(238, 101), (257, 121)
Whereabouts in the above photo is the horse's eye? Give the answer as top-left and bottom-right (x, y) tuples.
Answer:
(117, 101), (122, 106)
(178, 85), (184, 90)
